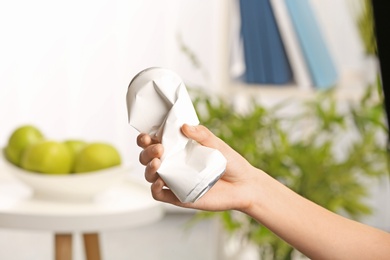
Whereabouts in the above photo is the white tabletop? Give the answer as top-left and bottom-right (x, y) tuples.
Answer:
(0, 165), (164, 233)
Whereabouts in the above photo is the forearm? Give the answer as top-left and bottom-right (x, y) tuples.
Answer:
(242, 169), (390, 260)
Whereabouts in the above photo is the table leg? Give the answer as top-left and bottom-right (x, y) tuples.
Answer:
(55, 234), (72, 260)
(83, 233), (101, 260)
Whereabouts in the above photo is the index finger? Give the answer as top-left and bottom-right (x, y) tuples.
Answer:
(137, 133), (159, 149)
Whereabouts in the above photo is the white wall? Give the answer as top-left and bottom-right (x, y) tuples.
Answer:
(0, 2), (225, 259)
(0, 0), (224, 170)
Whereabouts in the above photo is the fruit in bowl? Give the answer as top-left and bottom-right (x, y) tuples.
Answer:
(4, 125), (44, 166)
(21, 140), (73, 174)
(74, 143), (121, 173)
(2, 125), (126, 201)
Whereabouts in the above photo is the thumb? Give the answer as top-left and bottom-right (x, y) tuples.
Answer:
(181, 124), (223, 150)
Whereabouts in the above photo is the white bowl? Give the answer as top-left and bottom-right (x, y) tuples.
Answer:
(2, 158), (131, 202)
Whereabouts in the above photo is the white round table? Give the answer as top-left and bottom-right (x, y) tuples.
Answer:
(0, 166), (164, 260)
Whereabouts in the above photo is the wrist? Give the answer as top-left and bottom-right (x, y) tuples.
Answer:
(238, 167), (277, 220)
(236, 167), (267, 214)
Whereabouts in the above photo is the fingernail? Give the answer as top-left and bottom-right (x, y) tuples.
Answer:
(187, 125), (196, 132)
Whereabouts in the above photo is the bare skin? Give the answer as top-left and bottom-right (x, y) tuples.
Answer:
(137, 124), (390, 260)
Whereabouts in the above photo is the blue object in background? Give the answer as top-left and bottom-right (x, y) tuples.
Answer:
(239, 0), (292, 85)
(284, 0), (338, 89)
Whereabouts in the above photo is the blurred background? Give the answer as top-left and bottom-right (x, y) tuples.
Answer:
(0, 0), (388, 259)
(0, 0), (376, 167)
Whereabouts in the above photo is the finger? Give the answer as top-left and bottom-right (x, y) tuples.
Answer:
(144, 158), (161, 183)
(150, 178), (185, 206)
(137, 133), (159, 149)
(139, 143), (164, 166)
(151, 178), (201, 210)
(181, 124), (223, 150)
(181, 124), (251, 175)
(137, 133), (152, 149)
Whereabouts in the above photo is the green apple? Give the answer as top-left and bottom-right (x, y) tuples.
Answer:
(20, 140), (73, 174)
(63, 140), (88, 172)
(4, 125), (44, 166)
(74, 143), (121, 173)
(64, 140), (87, 156)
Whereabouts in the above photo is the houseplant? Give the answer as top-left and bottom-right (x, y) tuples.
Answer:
(190, 79), (388, 259)
(182, 2), (387, 258)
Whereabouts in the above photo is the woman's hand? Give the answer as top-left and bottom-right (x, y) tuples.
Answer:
(137, 124), (261, 212)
